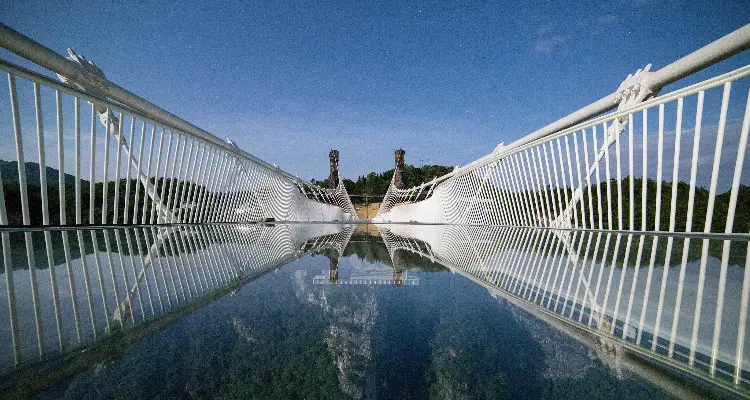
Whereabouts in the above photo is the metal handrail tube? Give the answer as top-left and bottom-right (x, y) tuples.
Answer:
(377, 57), (750, 232)
(0, 23), (303, 184)
(0, 40), (360, 225)
(389, 24), (750, 193)
(0, 58), (358, 223)
(511, 23), (750, 154)
(392, 62), (750, 195)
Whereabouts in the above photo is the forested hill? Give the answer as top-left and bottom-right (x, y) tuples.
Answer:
(313, 164), (454, 197)
(1, 160), (77, 186)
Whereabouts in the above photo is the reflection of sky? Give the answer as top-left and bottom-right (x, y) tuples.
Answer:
(340, 255), (394, 277)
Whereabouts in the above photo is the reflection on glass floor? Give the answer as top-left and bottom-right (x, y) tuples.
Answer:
(313, 236), (419, 286)
(0, 222), (748, 398)
(0, 223), (355, 384)
(380, 224), (750, 398)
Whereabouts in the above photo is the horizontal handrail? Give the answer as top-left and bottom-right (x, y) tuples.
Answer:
(378, 56), (750, 236)
(511, 24), (750, 154)
(401, 24), (750, 191)
(0, 26), (360, 225)
(386, 61), (750, 197)
(0, 23), (305, 184)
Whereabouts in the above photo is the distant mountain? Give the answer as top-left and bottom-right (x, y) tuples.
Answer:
(0, 160), (78, 186)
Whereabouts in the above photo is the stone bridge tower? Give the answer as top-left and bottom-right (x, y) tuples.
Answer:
(394, 149), (405, 189)
(329, 149), (339, 189)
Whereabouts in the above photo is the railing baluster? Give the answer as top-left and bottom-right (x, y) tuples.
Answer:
(689, 83), (731, 367)
(140, 126), (157, 224)
(112, 114), (125, 224)
(209, 153), (233, 222)
(9, 73), (46, 358)
(181, 142), (204, 223)
(131, 122), (146, 224)
(149, 128), (167, 224)
(652, 103), (672, 352)
(0, 156), (19, 365)
(173, 140), (195, 222)
(122, 118), (136, 224)
(88, 103), (97, 224)
(101, 109), (112, 224)
(165, 134), (183, 223)
(731, 87), (750, 384)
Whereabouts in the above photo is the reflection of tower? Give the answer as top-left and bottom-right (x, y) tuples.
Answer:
(329, 149), (340, 189)
(391, 249), (405, 286)
(329, 256), (339, 283)
(393, 149), (405, 189)
(392, 268), (404, 286)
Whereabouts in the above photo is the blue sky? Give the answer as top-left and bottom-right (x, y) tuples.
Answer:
(2, 0), (749, 181)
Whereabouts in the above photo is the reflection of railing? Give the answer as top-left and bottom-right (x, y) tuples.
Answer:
(312, 271), (418, 286)
(376, 25), (750, 237)
(380, 224), (750, 397)
(0, 24), (356, 227)
(311, 227), (420, 285)
(300, 223), (355, 258)
(0, 223), (353, 384)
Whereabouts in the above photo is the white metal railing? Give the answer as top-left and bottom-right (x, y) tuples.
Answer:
(0, 24), (357, 227)
(376, 24), (750, 238)
(379, 223), (750, 397)
(0, 223), (354, 380)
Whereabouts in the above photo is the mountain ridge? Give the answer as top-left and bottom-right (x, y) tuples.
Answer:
(0, 160), (78, 186)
